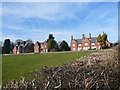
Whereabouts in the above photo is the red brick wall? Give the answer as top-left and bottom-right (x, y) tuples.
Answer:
(34, 43), (40, 53)
(13, 47), (17, 54)
(95, 41), (100, 49)
(40, 41), (48, 53)
(43, 41), (48, 52)
(106, 41), (111, 47)
(78, 44), (82, 51)
(82, 38), (90, 50)
(70, 40), (78, 51)
(70, 38), (101, 51)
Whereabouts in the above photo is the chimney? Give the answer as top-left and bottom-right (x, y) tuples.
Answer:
(82, 34), (85, 39)
(103, 31), (104, 34)
(89, 33), (91, 39)
(71, 36), (73, 41)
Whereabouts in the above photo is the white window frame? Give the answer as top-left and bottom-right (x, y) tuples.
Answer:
(99, 46), (101, 49)
(91, 46), (96, 49)
(91, 43), (95, 45)
(73, 48), (75, 51)
(41, 46), (43, 48)
(36, 46), (38, 48)
(78, 44), (81, 46)
(72, 44), (75, 47)
(44, 45), (46, 48)
(85, 43), (88, 46)
(78, 48), (82, 51)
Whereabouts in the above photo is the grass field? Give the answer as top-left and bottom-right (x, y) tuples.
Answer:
(2, 51), (95, 84)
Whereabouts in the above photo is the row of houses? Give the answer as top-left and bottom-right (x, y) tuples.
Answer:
(13, 41), (48, 54)
(34, 41), (48, 53)
(13, 33), (111, 54)
(70, 33), (111, 51)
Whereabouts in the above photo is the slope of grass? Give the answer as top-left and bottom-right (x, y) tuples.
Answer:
(2, 51), (95, 84)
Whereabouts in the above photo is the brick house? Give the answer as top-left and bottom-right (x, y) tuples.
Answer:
(70, 33), (111, 51)
(13, 41), (28, 54)
(34, 41), (41, 53)
(13, 44), (26, 54)
(34, 41), (48, 53)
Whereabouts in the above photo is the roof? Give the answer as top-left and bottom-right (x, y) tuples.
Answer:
(74, 37), (97, 44)
(74, 39), (82, 44)
(91, 37), (97, 43)
(36, 41), (41, 46)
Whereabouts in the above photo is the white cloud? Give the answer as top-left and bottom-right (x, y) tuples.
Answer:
(2, 2), (87, 21)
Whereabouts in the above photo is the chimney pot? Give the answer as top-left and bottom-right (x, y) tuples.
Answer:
(71, 36), (73, 41)
(89, 33), (91, 39)
(82, 34), (85, 39)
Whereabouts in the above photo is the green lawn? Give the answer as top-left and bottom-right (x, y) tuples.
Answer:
(2, 51), (95, 84)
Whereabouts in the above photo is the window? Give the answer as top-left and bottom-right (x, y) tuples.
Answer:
(78, 48), (82, 51)
(83, 47), (86, 50)
(73, 48), (75, 51)
(85, 43), (88, 46)
(99, 46), (101, 49)
(46, 49), (48, 52)
(83, 47), (89, 50)
(91, 46), (96, 49)
(36, 46), (38, 48)
(44, 45), (46, 48)
(91, 43), (95, 45)
(78, 44), (81, 46)
(72, 44), (75, 47)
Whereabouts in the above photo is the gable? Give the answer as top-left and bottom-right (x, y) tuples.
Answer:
(82, 38), (90, 43)
(75, 39), (82, 44)
(71, 39), (77, 44)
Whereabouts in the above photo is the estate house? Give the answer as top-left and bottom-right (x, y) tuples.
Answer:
(70, 33), (111, 51)
(34, 41), (48, 53)
(13, 41), (27, 54)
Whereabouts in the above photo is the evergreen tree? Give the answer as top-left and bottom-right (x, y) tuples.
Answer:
(54, 43), (59, 51)
(47, 34), (58, 52)
(47, 39), (53, 51)
(10, 42), (14, 53)
(47, 39), (58, 52)
(47, 34), (54, 42)
(60, 40), (70, 51)
(2, 39), (11, 54)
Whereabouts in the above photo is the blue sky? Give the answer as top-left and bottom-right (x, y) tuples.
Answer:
(1, 2), (118, 44)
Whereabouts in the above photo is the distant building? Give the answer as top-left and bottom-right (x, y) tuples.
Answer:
(34, 41), (48, 53)
(13, 42), (27, 54)
(70, 33), (111, 51)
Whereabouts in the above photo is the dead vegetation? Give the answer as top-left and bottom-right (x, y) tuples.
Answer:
(3, 45), (120, 90)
